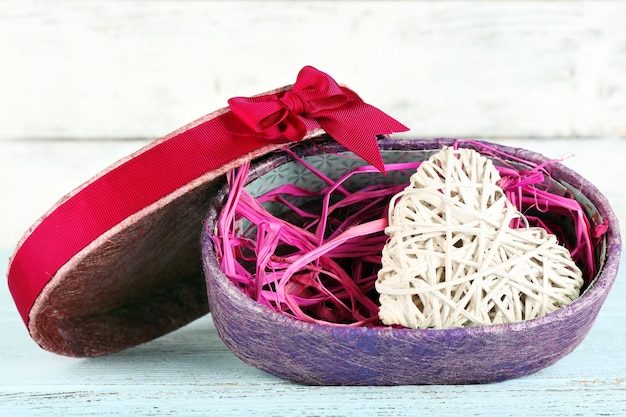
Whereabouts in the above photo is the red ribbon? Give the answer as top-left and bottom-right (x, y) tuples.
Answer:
(7, 66), (409, 326)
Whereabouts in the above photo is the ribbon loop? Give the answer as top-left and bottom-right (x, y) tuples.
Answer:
(226, 66), (409, 172)
(228, 96), (288, 133)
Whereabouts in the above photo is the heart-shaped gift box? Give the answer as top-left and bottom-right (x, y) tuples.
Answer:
(8, 67), (620, 385)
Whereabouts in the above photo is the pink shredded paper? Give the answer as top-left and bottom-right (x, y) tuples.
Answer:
(213, 141), (606, 327)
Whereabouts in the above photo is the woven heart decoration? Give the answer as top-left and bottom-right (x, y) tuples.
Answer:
(376, 147), (584, 329)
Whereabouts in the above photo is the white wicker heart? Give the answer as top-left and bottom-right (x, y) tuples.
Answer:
(376, 147), (584, 329)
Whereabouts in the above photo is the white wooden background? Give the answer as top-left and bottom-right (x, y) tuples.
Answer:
(1, 1), (625, 416)
(1, 1), (626, 142)
(1, 0), (626, 247)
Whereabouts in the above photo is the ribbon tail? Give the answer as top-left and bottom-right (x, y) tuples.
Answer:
(317, 103), (409, 173)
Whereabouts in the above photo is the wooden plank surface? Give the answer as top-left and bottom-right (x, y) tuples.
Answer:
(1, 1), (626, 141)
(1, 245), (625, 417)
(1, 242), (625, 417)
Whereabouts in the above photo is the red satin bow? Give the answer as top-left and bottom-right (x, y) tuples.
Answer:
(8, 66), (409, 326)
(227, 66), (408, 172)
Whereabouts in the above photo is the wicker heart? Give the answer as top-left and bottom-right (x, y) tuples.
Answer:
(376, 147), (583, 329)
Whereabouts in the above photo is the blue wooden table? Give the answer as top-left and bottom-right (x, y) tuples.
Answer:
(1, 251), (625, 417)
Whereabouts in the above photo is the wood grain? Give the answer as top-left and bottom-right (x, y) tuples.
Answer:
(1, 248), (625, 416)
(1, 1), (626, 141)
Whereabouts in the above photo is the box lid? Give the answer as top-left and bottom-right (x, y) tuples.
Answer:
(7, 66), (408, 357)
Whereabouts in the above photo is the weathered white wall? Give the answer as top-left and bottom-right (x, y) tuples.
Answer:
(1, 1), (626, 247)
(1, 0), (626, 141)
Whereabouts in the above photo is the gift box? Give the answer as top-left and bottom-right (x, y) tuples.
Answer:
(202, 136), (619, 385)
(7, 66), (621, 385)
